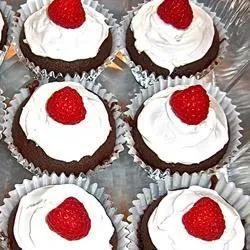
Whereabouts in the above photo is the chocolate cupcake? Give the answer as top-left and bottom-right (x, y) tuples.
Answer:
(0, 174), (130, 249)
(4, 79), (125, 175)
(121, 0), (228, 86)
(0, 1), (13, 66)
(127, 173), (250, 250)
(126, 79), (242, 178)
(0, 10), (8, 51)
(12, 0), (119, 77)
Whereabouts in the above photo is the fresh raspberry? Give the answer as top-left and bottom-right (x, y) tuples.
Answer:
(48, 0), (86, 29)
(157, 0), (193, 29)
(182, 197), (225, 241)
(46, 197), (91, 241)
(170, 85), (210, 125)
(46, 86), (86, 125)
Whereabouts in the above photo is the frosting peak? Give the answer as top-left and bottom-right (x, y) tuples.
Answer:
(131, 0), (215, 73)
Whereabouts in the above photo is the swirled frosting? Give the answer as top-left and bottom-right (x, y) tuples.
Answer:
(131, 0), (215, 73)
(148, 186), (245, 250)
(19, 81), (111, 162)
(14, 184), (114, 250)
(137, 85), (228, 164)
(0, 12), (4, 42)
(23, 4), (109, 61)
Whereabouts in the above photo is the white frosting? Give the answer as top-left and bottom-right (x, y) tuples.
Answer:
(148, 186), (245, 250)
(137, 85), (228, 164)
(24, 4), (109, 61)
(14, 184), (114, 250)
(0, 11), (4, 42)
(131, 0), (215, 73)
(19, 81), (111, 162)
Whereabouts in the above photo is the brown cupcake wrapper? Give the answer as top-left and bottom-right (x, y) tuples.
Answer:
(0, 1), (14, 67)
(125, 77), (242, 180)
(0, 173), (130, 249)
(119, 0), (229, 88)
(127, 172), (250, 249)
(3, 75), (126, 176)
(11, 0), (120, 80)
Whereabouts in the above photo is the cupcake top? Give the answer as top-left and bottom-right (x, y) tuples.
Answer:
(19, 81), (111, 162)
(0, 11), (4, 42)
(148, 186), (245, 250)
(13, 184), (114, 249)
(23, 0), (109, 61)
(130, 0), (215, 73)
(137, 85), (228, 164)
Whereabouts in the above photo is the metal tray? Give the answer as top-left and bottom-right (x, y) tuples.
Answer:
(0, 0), (249, 225)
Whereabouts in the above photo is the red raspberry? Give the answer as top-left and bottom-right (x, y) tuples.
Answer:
(46, 197), (91, 241)
(46, 86), (86, 125)
(182, 197), (226, 241)
(157, 0), (193, 29)
(170, 85), (210, 125)
(48, 0), (86, 29)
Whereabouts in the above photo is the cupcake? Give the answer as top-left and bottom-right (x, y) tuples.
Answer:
(0, 1), (13, 66)
(13, 0), (117, 76)
(127, 174), (250, 250)
(0, 174), (129, 249)
(124, 0), (226, 79)
(4, 79), (124, 175)
(0, 9), (8, 51)
(127, 82), (242, 176)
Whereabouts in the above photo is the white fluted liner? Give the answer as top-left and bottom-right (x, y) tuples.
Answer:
(0, 89), (6, 140)
(119, 0), (229, 88)
(125, 77), (242, 180)
(127, 173), (250, 249)
(0, 1), (14, 67)
(11, 0), (120, 80)
(3, 75), (126, 176)
(0, 173), (130, 249)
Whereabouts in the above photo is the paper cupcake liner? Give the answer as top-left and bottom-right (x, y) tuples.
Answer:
(3, 75), (126, 176)
(127, 173), (250, 250)
(11, 0), (120, 81)
(125, 77), (242, 180)
(0, 89), (7, 140)
(119, 0), (229, 88)
(0, 173), (130, 249)
(0, 1), (14, 68)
